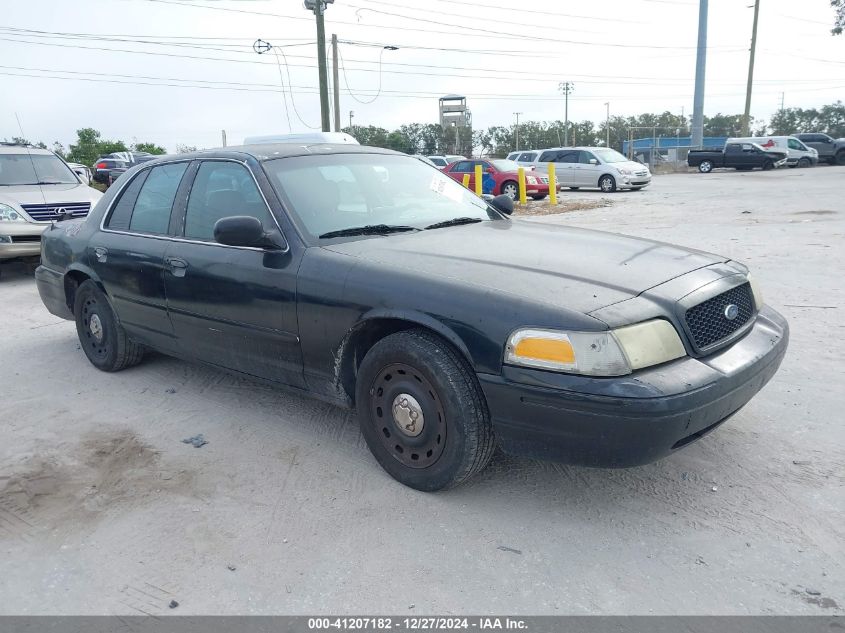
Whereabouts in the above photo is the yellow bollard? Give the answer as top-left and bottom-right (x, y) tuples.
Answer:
(474, 163), (483, 196)
(517, 167), (527, 205)
(462, 173), (470, 188)
(548, 163), (557, 205)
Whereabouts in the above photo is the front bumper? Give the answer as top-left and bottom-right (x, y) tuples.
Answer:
(478, 306), (788, 468)
(619, 174), (651, 188)
(774, 157), (788, 168)
(0, 223), (48, 260)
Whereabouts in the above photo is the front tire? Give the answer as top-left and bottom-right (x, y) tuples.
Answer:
(762, 160), (774, 170)
(798, 158), (811, 168)
(355, 329), (495, 491)
(501, 181), (518, 200)
(598, 174), (616, 192)
(836, 151), (845, 166)
(74, 280), (144, 372)
(568, 187), (580, 191)
(698, 160), (714, 173)
(531, 194), (547, 201)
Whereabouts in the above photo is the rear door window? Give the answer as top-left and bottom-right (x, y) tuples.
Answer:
(451, 161), (473, 173)
(105, 170), (150, 231)
(128, 162), (189, 235)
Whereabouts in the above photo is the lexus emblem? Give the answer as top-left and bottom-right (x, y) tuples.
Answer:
(724, 304), (739, 321)
(54, 207), (67, 217)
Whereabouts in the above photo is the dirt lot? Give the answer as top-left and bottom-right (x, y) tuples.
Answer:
(1, 166), (843, 615)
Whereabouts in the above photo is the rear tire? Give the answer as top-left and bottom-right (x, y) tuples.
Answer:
(531, 194), (547, 201)
(836, 151), (845, 166)
(74, 280), (144, 372)
(568, 187), (580, 191)
(598, 174), (616, 192)
(355, 329), (495, 491)
(698, 160), (714, 173)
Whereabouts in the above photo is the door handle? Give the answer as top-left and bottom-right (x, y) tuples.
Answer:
(93, 247), (108, 263)
(165, 256), (188, 278)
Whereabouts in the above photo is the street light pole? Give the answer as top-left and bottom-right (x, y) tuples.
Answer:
(604, 102), (610, 147)
(331, 34), (341, 132)
(514, 112), (522, 151)
(304, 0), (333, 132)
(349, 110), (354, 129)
(691, 0), (708, 148)
(742, 0), (761, 137)
(559, 82), (574, 146)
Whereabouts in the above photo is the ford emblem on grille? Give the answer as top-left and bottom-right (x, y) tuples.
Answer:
(724, 304), (739, 320)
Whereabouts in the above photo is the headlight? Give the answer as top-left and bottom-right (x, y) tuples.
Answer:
(505, 320), (686, 376)
(747, 274), (764, 310)
(617, 168), (632, 175)
(526, 176), (538, 185)
(0, 203), (27, 222)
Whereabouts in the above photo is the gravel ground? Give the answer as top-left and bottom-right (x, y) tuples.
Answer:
(0, 166), (843, 615)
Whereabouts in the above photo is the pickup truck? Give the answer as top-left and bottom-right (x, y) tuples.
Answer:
(688, 142), (788, 173)
(793, 133), (845, 165)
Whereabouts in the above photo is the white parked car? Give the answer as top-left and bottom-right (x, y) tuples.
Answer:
(726, 136), (817, 168)
(506, 150), (540, 168)
(0, 144), (102, 266)
(531, 147), (651, 192)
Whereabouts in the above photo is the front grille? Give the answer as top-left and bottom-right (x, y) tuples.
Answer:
(634, 170), (648, 177)
(20, 202), (91, 222)
(11, 235), (41, 243)
(684, 282), (754, 350)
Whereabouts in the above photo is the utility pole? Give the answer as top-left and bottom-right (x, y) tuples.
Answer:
(691, 0), (708, 148)
(559, 82), (574, 146)
(349, 110), (354, 129)
(604, 102), (610, 147)
(331, 34), (341, 132)
(221, 130), (227, 147)
(304, 0), (333, 132)
(742, 0), (761, 137)
(514, 112), (522, 151)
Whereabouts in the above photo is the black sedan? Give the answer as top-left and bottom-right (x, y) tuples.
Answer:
(35, 144), (789, 491)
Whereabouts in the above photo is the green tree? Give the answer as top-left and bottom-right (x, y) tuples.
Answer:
(67, 128), (128, 166)
(132, 142), (166, 155)
(833, 0), (844, 34)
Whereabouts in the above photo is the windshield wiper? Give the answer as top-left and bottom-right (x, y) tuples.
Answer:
(424, 217), (482, 230)
(318, 224), (420, 239)
(36, 181), (67, 185)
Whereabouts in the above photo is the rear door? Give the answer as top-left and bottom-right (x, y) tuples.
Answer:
(163, 159), (304, 387)
(448, 160), (475, 188)
(91, 161), (191, 351)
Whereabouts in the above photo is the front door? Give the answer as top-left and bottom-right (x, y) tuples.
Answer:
(89, 161), (191, 351)
(163, 159), (304, 387)
(576, 150), (602, 187)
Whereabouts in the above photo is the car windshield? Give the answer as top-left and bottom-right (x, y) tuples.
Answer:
(592, 148), (630, 164)
(263, 153), (500, 239)
(0, 153), (79, 185)
(491, 160), (520, 171)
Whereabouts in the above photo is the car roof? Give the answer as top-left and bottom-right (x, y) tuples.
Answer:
(0, 145), (54, 156)
(187, 143), (405, 162)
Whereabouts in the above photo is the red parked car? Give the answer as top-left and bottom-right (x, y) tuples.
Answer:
(444, 158), (555, 200)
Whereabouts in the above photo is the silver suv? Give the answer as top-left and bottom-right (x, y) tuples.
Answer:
(0, 144), (102, 264)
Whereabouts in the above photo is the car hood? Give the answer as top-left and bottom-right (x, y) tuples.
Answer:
(0, 183), (102, 208)
(324, 220), (726, 314)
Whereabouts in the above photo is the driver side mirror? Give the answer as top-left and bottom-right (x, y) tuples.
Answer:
(589, 159), (598, 165)
(214, 216), (285, 250)
(488, 194), (513, 216)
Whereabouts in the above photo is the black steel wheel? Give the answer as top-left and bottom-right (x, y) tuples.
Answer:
(355, 329), (495, 491)
(74, 280), (144, 372)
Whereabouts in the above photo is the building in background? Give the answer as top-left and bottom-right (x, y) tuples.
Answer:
(439, 95), (471, 156)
